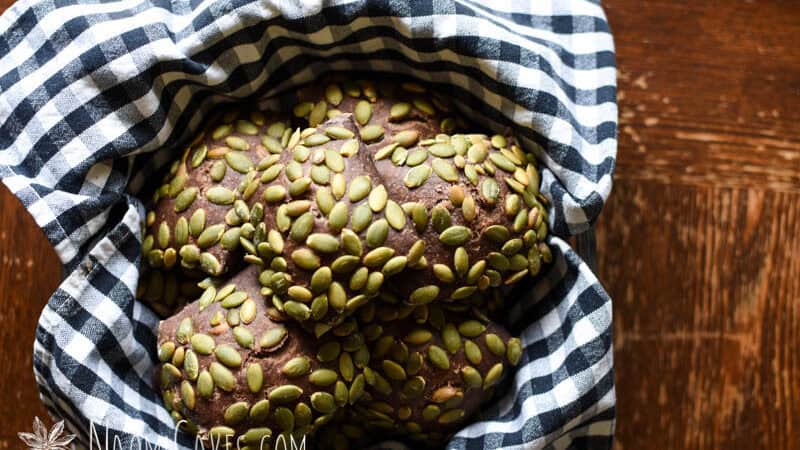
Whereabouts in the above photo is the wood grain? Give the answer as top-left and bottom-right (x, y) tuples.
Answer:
(599, 1), (800, 449)
(1, 0), (799, 448)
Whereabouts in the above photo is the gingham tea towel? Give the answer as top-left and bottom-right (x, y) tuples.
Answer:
(0, 0), (616, 448)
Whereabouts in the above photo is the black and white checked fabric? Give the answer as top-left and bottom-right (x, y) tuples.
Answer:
(0, 0), (616, 448)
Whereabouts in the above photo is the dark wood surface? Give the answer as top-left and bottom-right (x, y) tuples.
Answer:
(1, 0), (799, 448)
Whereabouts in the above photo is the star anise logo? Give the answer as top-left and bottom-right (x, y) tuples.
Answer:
(18, 417), (76, 450)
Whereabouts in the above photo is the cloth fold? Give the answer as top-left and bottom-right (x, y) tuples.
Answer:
(0, 0), (616, 448)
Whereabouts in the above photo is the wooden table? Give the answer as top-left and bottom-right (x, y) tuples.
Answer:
(1, 1), (799, 448)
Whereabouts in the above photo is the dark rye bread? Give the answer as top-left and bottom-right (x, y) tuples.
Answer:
(157, 265), (521, 447)
(140, 78), (551, 328)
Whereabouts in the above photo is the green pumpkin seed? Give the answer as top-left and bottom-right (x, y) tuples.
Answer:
(466, 260), (487, 284)
(317, 341), (341, 362)
(489, 152), (516, 172)
(341, 229), (363, 256)
(480, 178), (500, 204)
(237, 119), (260, 134)
(404, 164), (432, 188)
(393, 129), (419, 147)
(168, 174), (187, 198)
(433, 264), (455, 283)
(354, 100), (373, 125)
(309, 369), (338, 387)
(221, 291), (248, 308)
(413, 98), (435, 115)
(243, 427), (273, 445)
(295, 402), (312, 428)
(324, 149), (346, 173)
(246, 363), (264, 393)
(176, 317), (193, 344)
(304, 233), (338, 254)
(289, 212), (314, 243)
(427, 345), (450, 370)
(439, 225), (472, 246)
(368, 185), (388, 212)
(339, 138), (359, 157)
(304, 133), (330, 147)
(408, 204), (427, 233)
(221, 227), (241, 251)
(438, 408), (464, 424)
(382, 200), (405, 231)
(310, 392), (336, 414)
(222, 401), (249, 426)
(331, 173), (347, 199)
(224, 151), (254, 173)
(180, 380), (196, 410)
(260, 164), (283, 185)
(309, 101), (328, 127)
(260, 326), (288, 349)
(442, 323), (461, 354)
(483, 363), (504, 389)
(234, 325), (255, 348)
(289, 177), (312, 197)
(307, 267), (332, 294)
(325, 126), (354, 140)
(156, 222), (170, 249)
(484, 225), (510, 243)
(349, 374), (366, 405)
(406, 149), (428, 166)
(422, 405), (441, 422)
(450, 286), (477, 300)
(290, 248), (319, 271)
(288, 285), (313, 302)
(484, 333), (506, 356)
(183, 349), (199, 381)
(197, 370), (214, 398)
(198, 252), (220, 275)
(365, 219), (389, 248)
(250, 399), (271, 422)
(363, 247), (395, 268)
(209, 362), (236, 392)
(431, 206), (451, 232)
(328, 201), (349, 232)
(349, 175), (372, 202)
(225, 136), (249, 151)
(263, 185), (286, 203)
(311, 294), (329, 320)
(208, 161), (227, 183)
(464, 340), (482, 365)
(207, 426), (237, 441)
(381, 256), (407, 277)
(338, 352), (355, 382)
(212, 124), (231, 140)
(284, 301), (312, 321)
(488, 252), (510, 272)
(507, 337), (523, 366)
(404, 329), (432, 346)
(325, 83), (343, 105)
(406, 240), (425, 267)
(328, 280), (348, 311)
(428, 143), (455, 158)
(331, 255), (360, 274)
(409, 285), (439, 305)
(282, 356), (311, 378)
(316, 188), (335, 215)
(206, 186), (235, 205)
(381, 359), (407, 381)
(215, 344), (242, 367)
(269, 385), (303, 404)
(158, 342), (176, 362)
(350, 204), (373, 233)
(273, 406), (295, 432)
(190, 333), (215, 355)
(374, 142), (398, 161)
(310, 165), (330, 185)
(174, 187), (198, 213)
(390, 102), (411, 120)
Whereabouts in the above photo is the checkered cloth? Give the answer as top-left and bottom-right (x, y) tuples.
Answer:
(0, 0), (616, 448)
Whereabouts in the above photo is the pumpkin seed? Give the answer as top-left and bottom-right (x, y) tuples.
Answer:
(507, 337), (523, 366)
(226, 136), (249, 151)
(269, 385), (303, 404)
(234, 326), (255, 348)
(260, 164), (283, 184)
(174, 187), (198, 213)
(326, 126), (354, 140)
(349, 267), (368, 291)
(432, 385), (460, 404)
(156, 222), (170, 249)
(427, 345), (450, 370)
(466, 260), (487, 285)
(260, 326), (288, 349)
(182, 349), (199, 381)
(317, 341), (341, 362)
(442, 323), (461, 354)
(349, 374), (366, 405)
(410, 204), (428, 233)
(158, 342), (176, 362)
(250, 399), (271, 422)
(246, 363), (264, 393)
(350, 204), (373, 233)
(340, 138), (359, 157)
(328, 201), (349, 232)
(325, 83), (343, 105)
(206, 186), (235, 205)
(354, 100), (373, 125)
(382, 256), (407, 277)
(404, 329), (432, 346)
(325, 149), (346, 172)
(484, 225), (510, 243)
(308, 100), (328, 127)
(176, 317), (193, 344)
(341, 229), (362, 256)
(433, 264), (455, 283)
(450, 286), (477, 300)
(390, 102), (411, 120)
(393, 129), (419, 147)
(311, 294), (329, 320)
(488, 252), (510, 271)
(284, 301), (311, 321)
(310, 165), (330, 185)
(311, 392), (336, 414)
(404, 164), (432, 188)
(243, 427), (273, 445)
(406, 149), (428, 166)
(331, 255), (360, 274)
(461, 340), (481, 366)
(283, 356), (311, 378)
(382, 359), (407, 381)
(480, 178), (500, 204)
(190, 333), (215, 355)
(289, 177), (312, 197)
(220, 227), (241, 251)
(365, 219), (389, 248)
(209, 362), (235, 392)
(407, 239), (425, 266)
(274, 406), (295, 431)
(483, 363), (503, 389)
(422, 405), (441, 422)
(288, 285), (313, 302)
(363, 247), (395, 268)
(209, 426), (236, 440)
(221, 291), (248, 308)
(263, 185), (286, 203)
(368, 185), (388, 212)
(339, 352), (355, 381)
(290, 212), (315, 242)
(179, 380), (196, 411)
(313, 188), (334, 215)
(428, 143), (455, 158)
(438, 408), (464, 424)
(489, 152), (516, 172)
(332, 173), (347, 199)
(309, 369), (338, 387)
(439, 225), (472, 246)
(484, 333), (506, 356)
(409, 285), (439, 305)
(379, 200), (404, 231)
(374, 142), (398, 161)
(431, 206), (451, 232)
(224, 151), (254, 173)
(215, 344), (242, 367)
(193, 370), (213, 399)
(348, 175), (372, 202)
